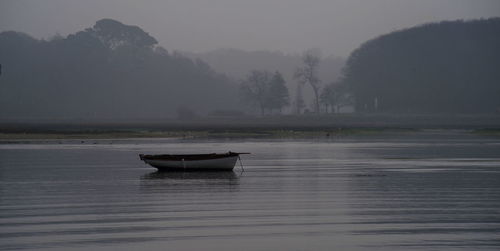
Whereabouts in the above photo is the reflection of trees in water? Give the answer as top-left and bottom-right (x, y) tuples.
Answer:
(140, 171), (240, 192)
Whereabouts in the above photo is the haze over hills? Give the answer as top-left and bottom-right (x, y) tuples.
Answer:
(0, 19), (239, 120)
(1, 17), (499, 123)
(189, 48), (344, 84)
(187, 49), (345, 111)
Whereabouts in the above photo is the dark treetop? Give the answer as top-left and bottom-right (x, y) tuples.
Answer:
(342, 18), (500, 114)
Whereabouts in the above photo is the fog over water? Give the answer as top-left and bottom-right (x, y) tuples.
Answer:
(1, 0), (499, 56)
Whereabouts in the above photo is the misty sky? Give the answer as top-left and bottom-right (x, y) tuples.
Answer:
(1, 0), (499, 57)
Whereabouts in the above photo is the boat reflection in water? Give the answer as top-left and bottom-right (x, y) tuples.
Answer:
(143, 170), (239, 180)
(140, 171), (240, 192)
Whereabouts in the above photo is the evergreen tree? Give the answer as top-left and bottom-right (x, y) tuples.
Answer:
(239, 70), (289, 115)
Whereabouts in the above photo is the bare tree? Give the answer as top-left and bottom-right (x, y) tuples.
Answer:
(293, 84), (305, 114)
(294, 49), (321, 113)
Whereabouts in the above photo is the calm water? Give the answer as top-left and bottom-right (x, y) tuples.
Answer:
(1, 131), (500, 250)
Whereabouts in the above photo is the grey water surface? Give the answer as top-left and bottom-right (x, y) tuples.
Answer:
(1, 131), (499, 250)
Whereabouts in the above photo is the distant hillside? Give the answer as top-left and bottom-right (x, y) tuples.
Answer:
(342, 18), (500, 113)
(0, 19), (239, 120)
(187, 49), (345, 109)
(191, 48), (344, 82)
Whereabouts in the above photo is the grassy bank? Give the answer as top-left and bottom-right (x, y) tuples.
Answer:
(1, 114), (499, 141)
(472, 128), (500, 136)
(0, 127), (418, 141)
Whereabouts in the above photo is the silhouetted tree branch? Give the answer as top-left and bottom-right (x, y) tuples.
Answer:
(295, 49), (321, 113)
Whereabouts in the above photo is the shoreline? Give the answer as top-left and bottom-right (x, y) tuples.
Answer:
(1, 114), (500, 141)
(1, 128), (499, 142)
(0, 128), (411, 141)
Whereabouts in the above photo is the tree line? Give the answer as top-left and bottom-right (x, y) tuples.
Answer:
(0, 18), (350, 120)
(239, 49), (352, 115)
(341, 18), (500, 114)
(0, 19), (239, 120)
(3, 18), (496, 119)
(242, 18), (500, 115)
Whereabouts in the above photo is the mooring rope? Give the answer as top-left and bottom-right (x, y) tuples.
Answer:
(238, 155), (245, 172)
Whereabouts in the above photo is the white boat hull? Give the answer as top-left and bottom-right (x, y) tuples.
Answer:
(143, 156), (238, 171)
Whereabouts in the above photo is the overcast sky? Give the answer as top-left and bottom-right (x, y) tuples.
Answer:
(1, 0), (499, 57)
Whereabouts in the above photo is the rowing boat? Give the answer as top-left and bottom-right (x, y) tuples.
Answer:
(139, 152), (249, 171)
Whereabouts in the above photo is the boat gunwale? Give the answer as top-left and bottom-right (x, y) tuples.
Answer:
(139, 152), (240, 161)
